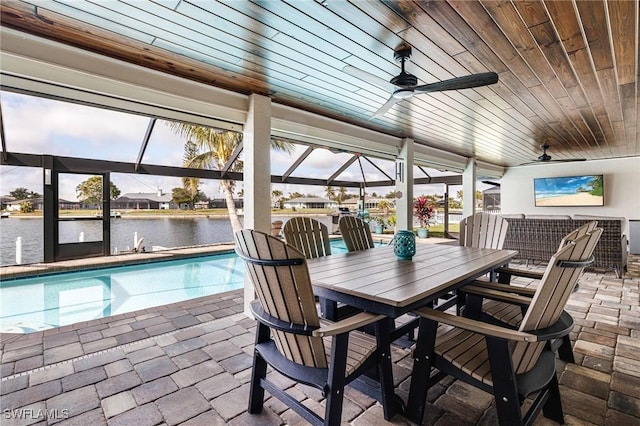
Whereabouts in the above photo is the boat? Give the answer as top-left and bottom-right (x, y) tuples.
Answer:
(1, 212), (10, 219)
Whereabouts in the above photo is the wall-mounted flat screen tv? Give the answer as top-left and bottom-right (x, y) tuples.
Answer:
(534, 175), (604, 207)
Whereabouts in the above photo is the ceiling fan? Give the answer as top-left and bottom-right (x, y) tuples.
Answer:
(343, 43), (499, 119)
(521, 144), (586, 165)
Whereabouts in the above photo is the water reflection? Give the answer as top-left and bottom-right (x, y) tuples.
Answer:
(0, 215), (334, 266)
(0, 254), (244, 332)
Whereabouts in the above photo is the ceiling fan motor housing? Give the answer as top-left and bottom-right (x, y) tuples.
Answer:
(391, 72), (418, 87)
(391, 43), (418, 87)
(538, 153), (552, 161)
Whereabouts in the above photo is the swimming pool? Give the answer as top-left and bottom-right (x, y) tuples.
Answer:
(0, 239), (358, 333)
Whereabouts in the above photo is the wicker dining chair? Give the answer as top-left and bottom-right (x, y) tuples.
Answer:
(338, 216), (375, 252)
(235, 229), (387, 426)
(283, 216), (332, 259)
(407, 227), (602, 426)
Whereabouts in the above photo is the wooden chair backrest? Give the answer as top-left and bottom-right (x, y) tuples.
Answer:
(556, 220), (598, 250)
(339, 216), (375, 252)
(235, 229), (327, 368)
(459, 213), (509, 249)
(512, 228), (602, 373)
(283, 217), (332, 259)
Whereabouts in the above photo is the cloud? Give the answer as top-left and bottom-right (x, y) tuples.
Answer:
(1, 92), (461, 201)
(2, 93), (148, 161)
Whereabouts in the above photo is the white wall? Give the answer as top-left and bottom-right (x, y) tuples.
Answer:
(501, 157), (640, 234)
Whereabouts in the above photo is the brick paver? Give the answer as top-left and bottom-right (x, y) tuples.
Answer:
(156, 387), (210, 425)
(1, 269), (638, 425)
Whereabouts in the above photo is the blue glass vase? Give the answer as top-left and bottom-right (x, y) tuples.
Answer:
(394, 230), (416, 260)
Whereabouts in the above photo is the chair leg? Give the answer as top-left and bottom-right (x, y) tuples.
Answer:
(325, 333), (348, 425)
(486, 337), (523, 426)
(557, 335), (575, 363)
(375, 317), (400, 421)
(406, 317), (438, 423)
(542, 374), (564, 423)
(248, 351), (267, 414)
(248, 322), (270, 414)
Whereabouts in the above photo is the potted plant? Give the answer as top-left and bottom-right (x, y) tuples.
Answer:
(372, 216), (385, 234)
(413, 195), (434, 238)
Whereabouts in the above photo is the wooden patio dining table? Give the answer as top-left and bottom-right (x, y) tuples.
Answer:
(305, 242), (518, 421)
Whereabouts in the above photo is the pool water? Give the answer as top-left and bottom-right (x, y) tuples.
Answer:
(0, 239), (356, 333)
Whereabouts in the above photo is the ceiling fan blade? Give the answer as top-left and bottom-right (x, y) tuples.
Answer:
(413, 72), (498, 93)
(371, 96), (399, 119)
(343, 65), (396, 92)
(519, 158), (587, 166)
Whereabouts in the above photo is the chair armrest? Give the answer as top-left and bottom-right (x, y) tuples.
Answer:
(250, 300), (319, 335)
(414, 307), (574, 342)
(495, 266), (544, 280)
(529, 311), (574, 340)
(463, 280), (537, 297)
(462, 284), (533, 306)
(414, 307), (538, 342)
(312, 312), (385, 337)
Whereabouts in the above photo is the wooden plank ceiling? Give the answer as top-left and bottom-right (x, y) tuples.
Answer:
(1, 0), (638, 168)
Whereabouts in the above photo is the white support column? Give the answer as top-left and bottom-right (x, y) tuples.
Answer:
(395, 138), (414, 231)
(243, 93), (271, 315)
(462, 158), (476, 218)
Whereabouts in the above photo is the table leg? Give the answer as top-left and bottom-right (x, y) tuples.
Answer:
(319, 297), (338, 321)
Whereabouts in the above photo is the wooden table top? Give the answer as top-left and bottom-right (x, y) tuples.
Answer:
(307, 243), (517, 310)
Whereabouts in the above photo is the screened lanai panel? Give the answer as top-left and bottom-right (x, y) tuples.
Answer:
(286, 148), (356, 181)
(141, 119), (242, 171)
(332, 155), (395, 186)
(141, 120), (192, 167)
(0, 92), (145, 162)
(270, 143), (306, 177)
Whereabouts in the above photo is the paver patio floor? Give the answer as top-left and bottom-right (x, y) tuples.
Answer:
(1, 263), (639, 425)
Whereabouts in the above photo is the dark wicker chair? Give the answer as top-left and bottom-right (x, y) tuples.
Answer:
(503, 217), (626, 277)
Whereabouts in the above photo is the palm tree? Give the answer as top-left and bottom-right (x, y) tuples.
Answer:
(168, 122), (293, 233)
(272, 189), (284, 209)
(376, 199), (392, 216)
(182, 141), (200, 208)
(324, 185), (335, 201)
(336, 186), (348, 204)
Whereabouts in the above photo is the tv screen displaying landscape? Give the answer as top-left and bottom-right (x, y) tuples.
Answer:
(534, 175), (604, 207)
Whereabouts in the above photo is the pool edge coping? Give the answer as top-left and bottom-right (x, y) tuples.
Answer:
(0, 243), (237, 281)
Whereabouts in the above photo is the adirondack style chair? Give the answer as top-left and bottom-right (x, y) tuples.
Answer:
(283, 217), (351, 319)
(338, 216), (375, 252)
(459, 212), (509, 250)
(407, 228), (602, 426)
(464, 221), (598, 363)
(446, 213), (510, 312)
(283, 217), (332, 259)
(235, 229), (388, 426)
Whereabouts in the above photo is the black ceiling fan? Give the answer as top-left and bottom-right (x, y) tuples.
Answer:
(521, 144), (586, 165)
(343, 43), (499, 119)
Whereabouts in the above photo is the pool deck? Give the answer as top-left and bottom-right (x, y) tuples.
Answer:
(0, 243), (237, 280)
(1, 243), (639, 424)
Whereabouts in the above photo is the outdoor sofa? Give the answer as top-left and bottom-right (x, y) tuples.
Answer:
(501, 214), (628, 277)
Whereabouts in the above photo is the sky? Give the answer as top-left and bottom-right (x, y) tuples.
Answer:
(0, 91), (465, 202)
